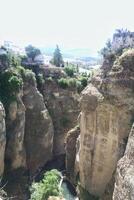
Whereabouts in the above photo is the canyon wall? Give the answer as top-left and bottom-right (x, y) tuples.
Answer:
(0, 102), (6, 177)
(113, 124), (134, 200)
(41, 73), (80, 156)
(78, 49), (134, 199)
(23, 74), (54, 174)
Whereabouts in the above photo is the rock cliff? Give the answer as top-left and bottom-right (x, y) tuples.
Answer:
(6, 90), (26, 171)
(113, 124), (134, 200)
(0, 102), (6, 177)
(23, 73), (54, 174)
(41, 77), (80, 156)
(78, 49), (134, 198)
(65, 125), (80, 183)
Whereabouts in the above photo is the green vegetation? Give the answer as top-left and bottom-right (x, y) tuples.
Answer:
(0, 69), (23, 109)
(51, 45), (63, 67)
(64, 66), (75, 77)
(30, 169), (62, 200)
(0, 66), (36, 110)
(58, 75), (88, 92)
(25, 45), (41, 61)
(0, 47), (22, 68)
(58, 78), (69, 89)
(36, 73), (45, 89)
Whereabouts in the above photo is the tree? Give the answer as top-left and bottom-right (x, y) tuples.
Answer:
(25, 45), (41, 61)
(52, 45), (63, 67)
(30, 169), (62, 200)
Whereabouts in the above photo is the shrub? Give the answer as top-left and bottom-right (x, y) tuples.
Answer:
(30, 169), (62, 200)
(0, 69), (23, 110)
(68, 78), (77, 87)
(47, 77), (53, 82)
(80, 77), (88, 88)
(58, 78), (69, 89)
(37, 74), (45, 85)
(76, 81), (83, 93)
(64, 66), (75, 77)
(23, 69), (36, 84)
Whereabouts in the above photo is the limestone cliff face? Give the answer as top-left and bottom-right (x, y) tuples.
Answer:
(0, 102), (6, 177)
(79, 50), (134, 198)
(42, 79), (80, 156)
(113, 124), (134, 200)
(65, 126), (80, 183)
(23, 76), (54, 174)
(5, 91), (26, 170)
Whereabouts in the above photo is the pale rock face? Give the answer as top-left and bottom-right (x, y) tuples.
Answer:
(113, 124), (134, 200)
(6, 93), (26, 170)
(65, 126), (80, 183)
(23, 77), (54, 174)
(79, 76), (134, 197)
(42, 80), (80, 156)
(0, 102), (6, 177)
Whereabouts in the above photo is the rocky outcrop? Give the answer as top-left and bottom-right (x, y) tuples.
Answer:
(0, 102), (6, 177)
(23, 74), (54, 174)
(65, 126), (80, 183)
(79, 49), (134, 198)
(5, 91), (26, 170)
(113, 124), (134, 200)
(42, 79), (80, 156)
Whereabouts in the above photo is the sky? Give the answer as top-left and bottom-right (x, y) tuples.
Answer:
(0, 0), (134, 56)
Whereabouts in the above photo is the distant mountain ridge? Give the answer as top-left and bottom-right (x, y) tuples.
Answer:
(40, 47), (99, 60)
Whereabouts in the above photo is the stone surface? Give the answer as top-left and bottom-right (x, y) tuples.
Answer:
(79, 52), (134, 198)
(113, 124), (134, 200)
(0, 102), (6, 177)
(23, 75), (54, 174)
(42, 79), (80, 156)
(6, 91), (26, 170)
(65, 125), (80, 183)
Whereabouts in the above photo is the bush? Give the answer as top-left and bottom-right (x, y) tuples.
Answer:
(58, 78), (69, 89)
(0, 69), (23, 108)
(64, 66), (75, 77)
(30, 169), (62, 200)
(68, 78), (77, 87)
(80, 77), (88, 88)
(37, 74), (45, 85)
(23, 69), (36, 84)
(8, 76), (23, 92)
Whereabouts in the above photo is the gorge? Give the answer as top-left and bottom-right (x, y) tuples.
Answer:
(0, 30), (134, 200)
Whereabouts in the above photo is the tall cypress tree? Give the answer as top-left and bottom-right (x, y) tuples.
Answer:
(53, 45), (63, 67)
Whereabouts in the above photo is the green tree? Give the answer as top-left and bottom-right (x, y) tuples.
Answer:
(52, 45), (63, 67)
(25, 45), (41, 61)
(30, 169), (62, 200)
(64, 66), (75, 77)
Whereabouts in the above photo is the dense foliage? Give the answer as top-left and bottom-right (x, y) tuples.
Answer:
(30, 169), (62, 200)
(25, 45), (41, 61)
(64, 66), (75, 77)
(0, 69), (23, 108)
(52, 45), (63, 67)
(0, 66), (35, 111)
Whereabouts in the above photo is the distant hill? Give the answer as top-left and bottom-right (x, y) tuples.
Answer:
(40, 47), (99, 61)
